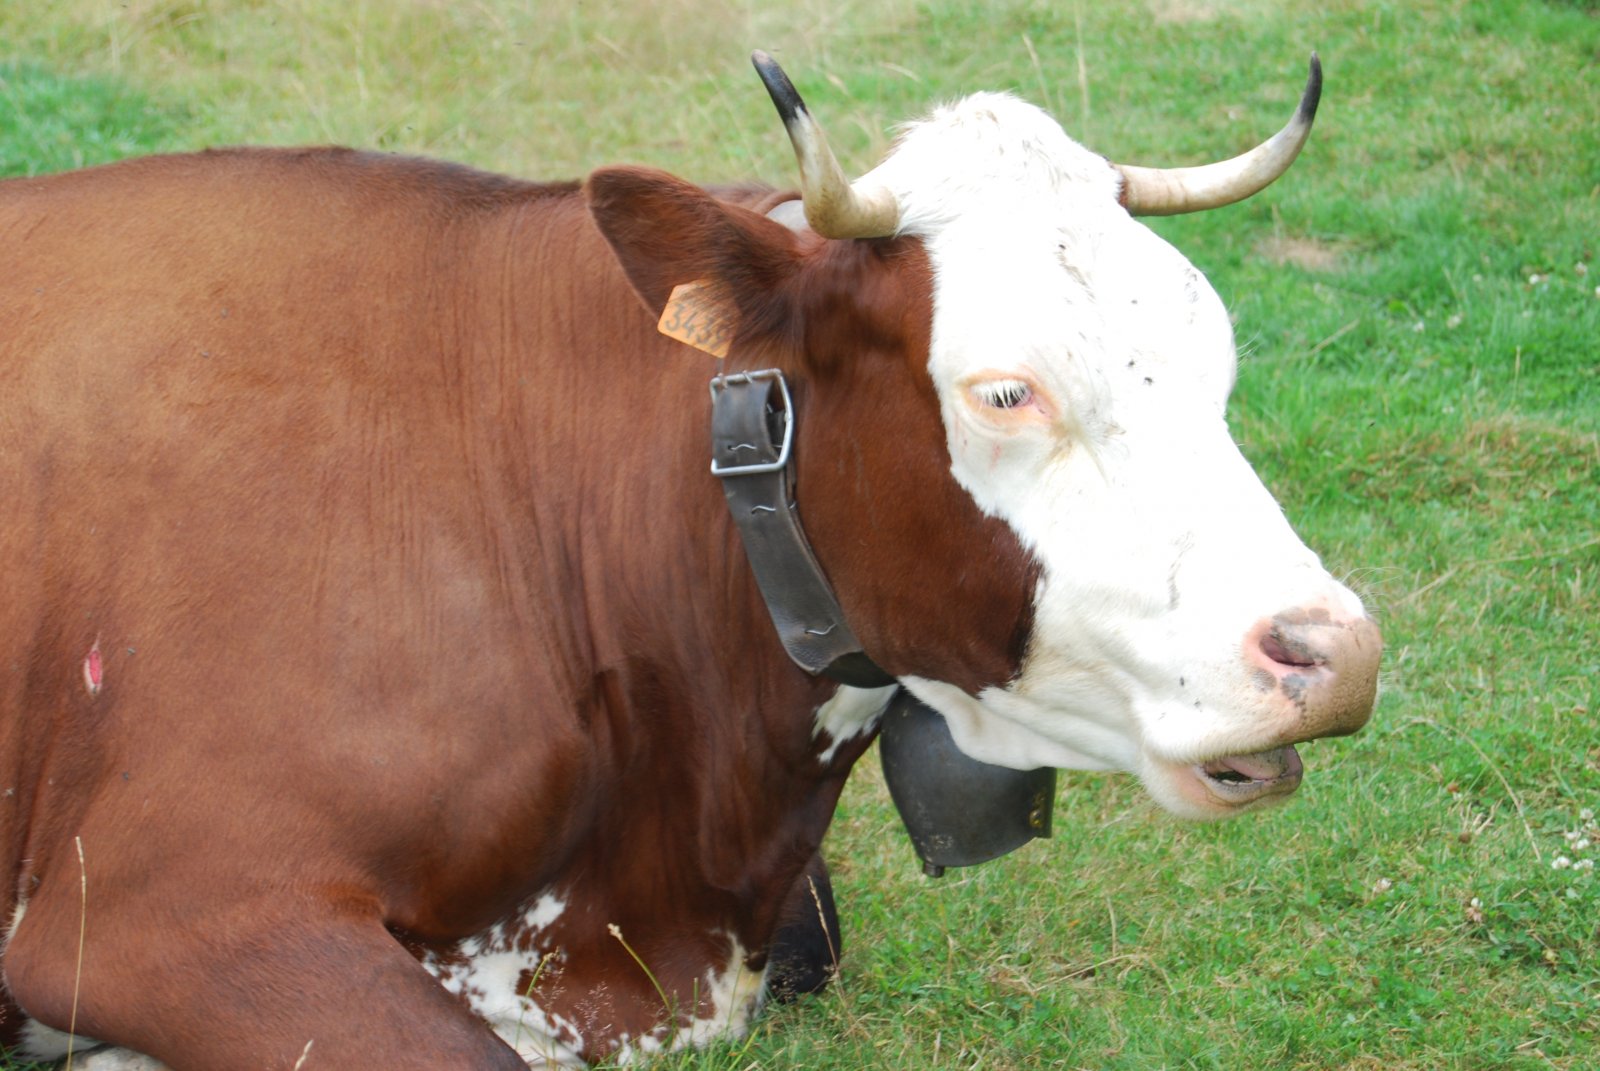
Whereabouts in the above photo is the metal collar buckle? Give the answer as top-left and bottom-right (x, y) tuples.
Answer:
(709, 369), (793, 477)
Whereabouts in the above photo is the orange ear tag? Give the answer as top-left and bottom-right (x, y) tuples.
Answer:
(657, 279), (739, 359)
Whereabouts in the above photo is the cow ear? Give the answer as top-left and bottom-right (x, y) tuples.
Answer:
(585, 166), (804, 349)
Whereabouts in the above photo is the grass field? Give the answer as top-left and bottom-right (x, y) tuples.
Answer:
(3, 1), (1597, 1068)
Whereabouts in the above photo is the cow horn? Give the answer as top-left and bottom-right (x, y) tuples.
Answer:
(751, 50), (900, 239)
(1115, 54), (1322, 216)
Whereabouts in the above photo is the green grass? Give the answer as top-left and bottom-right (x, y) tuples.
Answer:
(3, 0), (1598, 1068)
(0, 61), (180, 175)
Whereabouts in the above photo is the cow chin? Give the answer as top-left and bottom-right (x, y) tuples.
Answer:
(898, 675), (1328, 823)
(1138, 746), (1307, 821)
(897, 675), (1129, 773)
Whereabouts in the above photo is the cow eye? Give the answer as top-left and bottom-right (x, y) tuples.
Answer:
(973, 379), (1033, 409)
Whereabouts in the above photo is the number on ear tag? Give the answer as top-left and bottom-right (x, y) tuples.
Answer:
(657, 279), (739, 359)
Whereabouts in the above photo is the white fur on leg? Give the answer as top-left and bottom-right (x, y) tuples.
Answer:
(72, 1048), (170, 1071)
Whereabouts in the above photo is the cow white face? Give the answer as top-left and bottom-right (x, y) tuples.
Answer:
(861, 93), (1380, 818)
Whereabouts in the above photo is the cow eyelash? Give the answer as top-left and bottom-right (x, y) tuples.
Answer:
(973, 379), (1033, 409)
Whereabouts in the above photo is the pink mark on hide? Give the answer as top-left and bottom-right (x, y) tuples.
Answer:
(83, 642), (103, 696)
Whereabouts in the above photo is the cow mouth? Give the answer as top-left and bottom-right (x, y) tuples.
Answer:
(1196, 745), (1304, 805)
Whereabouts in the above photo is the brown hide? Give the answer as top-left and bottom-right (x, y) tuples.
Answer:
(0, 149), (1033, 1068)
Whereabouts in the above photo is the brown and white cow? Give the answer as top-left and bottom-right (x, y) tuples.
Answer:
(0, 52), (1378, 1069)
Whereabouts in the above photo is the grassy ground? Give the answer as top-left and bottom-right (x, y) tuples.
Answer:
(3, 1), (1597, 1068)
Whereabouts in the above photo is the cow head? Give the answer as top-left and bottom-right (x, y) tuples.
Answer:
(587, 52), (1379, 821)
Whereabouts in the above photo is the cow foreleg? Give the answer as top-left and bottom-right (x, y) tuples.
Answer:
(4, 893), (529, 1071)
(765, 852), (842, 1002)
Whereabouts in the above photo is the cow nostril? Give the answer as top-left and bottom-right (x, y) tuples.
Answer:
(1246, 608), (1382, 739)
(1259, 628), (1319, 669)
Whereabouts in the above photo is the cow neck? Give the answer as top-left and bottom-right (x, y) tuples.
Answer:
(709, 369), (895, 689)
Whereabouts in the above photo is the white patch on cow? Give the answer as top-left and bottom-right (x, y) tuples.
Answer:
(521, 892), (567, 933)
(420, 892), (587, 1067)
(422, 897), (765, 1068)
(854, 92), (1374, 815)
(17, 1018), (104, 1062)
(683, 936), (765, 1046)
(74, 1048), (170, 1070)
(607, 935), (766, 1064)
(812, 684), (897, 763)
(4, 897), (24, 948)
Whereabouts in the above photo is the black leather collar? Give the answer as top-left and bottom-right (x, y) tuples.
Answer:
(709, 369), (896, 688)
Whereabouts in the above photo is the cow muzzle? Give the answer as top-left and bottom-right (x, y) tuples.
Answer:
(1246, 605), (1383, 740)
(1184, 604), (1381, 811)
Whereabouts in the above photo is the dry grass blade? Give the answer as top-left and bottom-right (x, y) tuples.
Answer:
(65, 836), (86, 1071)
